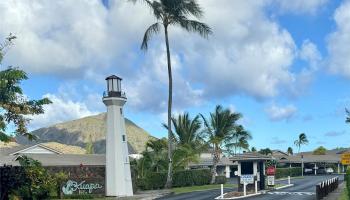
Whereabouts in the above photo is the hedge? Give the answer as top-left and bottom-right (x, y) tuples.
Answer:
(275, 167), (302, 179)
(215, 176), (227, 184)
(137, 169), (212, 190)
(346, 168), (350, 199)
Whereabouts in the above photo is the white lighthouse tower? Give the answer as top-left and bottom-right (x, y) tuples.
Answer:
(103, 75), (133, 197)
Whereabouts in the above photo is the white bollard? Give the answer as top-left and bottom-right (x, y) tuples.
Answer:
(244, 182), (247, 196)
(221, 184), (224, 199)
(288, 176), (290, 185)
(255, 180), (258, 194)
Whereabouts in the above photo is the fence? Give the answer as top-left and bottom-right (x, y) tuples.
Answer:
(315, 177), (339, 200)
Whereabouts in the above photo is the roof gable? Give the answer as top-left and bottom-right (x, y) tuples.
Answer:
(10, 144), (63, 155)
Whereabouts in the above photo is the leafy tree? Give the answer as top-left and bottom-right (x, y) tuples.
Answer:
(251, 147), (257, 152)
(313, 146), (327, 155)
(201, 105), (241, 184)
(0, 36), (51, 142)
(225, 125), (252, 155)
(132, 0), (212, 188)
(85, 134), (94, 154)
(287, 147), (293, 155)
(294, 133), (309, 153)
(259, 148), (272, 155)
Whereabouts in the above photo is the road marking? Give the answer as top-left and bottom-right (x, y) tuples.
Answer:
(262, 191), (315, 196)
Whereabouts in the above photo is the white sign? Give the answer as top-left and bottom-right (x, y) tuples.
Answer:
(267, 176), (275, 186)
(62, 180), (103, 195)
(240, 174), (254, 184)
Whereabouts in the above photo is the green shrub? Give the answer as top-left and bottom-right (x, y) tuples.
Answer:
(346, 168), (350, 199)
(62, 194), (94, 199)
(192, 169), (211, 186)
(136, 169), (212, 190)
(275, 167), (302, 179)
(215, 176), (227, 184)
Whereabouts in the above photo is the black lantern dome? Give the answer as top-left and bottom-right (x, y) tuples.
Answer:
(105, 75), (125, 98)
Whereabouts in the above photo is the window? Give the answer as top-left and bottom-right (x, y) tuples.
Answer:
(120, 108), (123, 115)
(241, 162), (253, 174)
(122, 135), (126, 142)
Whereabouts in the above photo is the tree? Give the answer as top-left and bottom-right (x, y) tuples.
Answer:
(225, 125), (252, 155)
(251, 147), (257, 152)
(287, 147), (293, 155)
(346, 108), (350, 124)
(132, 0), (212, 188)
(313, 146), (327, 155)
(0, 35), (51, 142)
(85, 135), (94, 154)
(201, 105), (242, 184)
(294, 133), (309, 153)
(259, 148), (272, 155)
(166, 113), (204, 169)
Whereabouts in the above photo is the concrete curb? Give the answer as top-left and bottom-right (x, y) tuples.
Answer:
(275, 184), (294, 190)
(215, 192), (262, 199)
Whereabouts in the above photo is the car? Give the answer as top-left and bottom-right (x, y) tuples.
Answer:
(304, 168), (313, 174)
(326, 167), (334, 174)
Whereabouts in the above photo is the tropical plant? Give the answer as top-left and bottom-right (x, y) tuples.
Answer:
(132, 0), (212, 188)
(313, 146), (327, 155)
(225, 125), (252, 155)
(287, 147), (293, 155)
(200, 105), (242, 184)
(85, 135), (94, 154)
(346, 108), (350, 124)
(294, 133), (309, 153)
(251, 147), (257, 152)
(0, 35), (51, 142)
(259, 148), (272, 155)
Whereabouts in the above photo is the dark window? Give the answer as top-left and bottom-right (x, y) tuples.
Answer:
(122, 135), (126, 142)
(241, 162), (253, 174)
(120, 108), (123, 115)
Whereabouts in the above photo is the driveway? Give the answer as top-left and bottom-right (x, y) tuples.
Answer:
(157, 175), (343, 200)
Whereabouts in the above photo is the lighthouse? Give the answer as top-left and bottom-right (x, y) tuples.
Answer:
(103, 75), (133, 197)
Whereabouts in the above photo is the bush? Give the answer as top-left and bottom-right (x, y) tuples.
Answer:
(215, 176), (227, 184)
(136, 169), (212, 190)
(275, 167), (302, 179)
(346, 168), (350, 199)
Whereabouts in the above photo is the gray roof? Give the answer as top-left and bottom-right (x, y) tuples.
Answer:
(189, 157), (236, 167)
(275, 154), (341, 164)
(229, 152), (273, 161)
(1, 154), (105, 166)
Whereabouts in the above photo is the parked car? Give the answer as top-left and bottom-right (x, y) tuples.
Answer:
(304, 168), (313, 174)
(326, 167), (334, 174)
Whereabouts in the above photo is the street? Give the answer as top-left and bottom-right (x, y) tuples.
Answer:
(158, 175), (344, 200)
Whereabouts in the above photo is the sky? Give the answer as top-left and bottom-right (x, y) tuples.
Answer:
(1, 0), (350, 152)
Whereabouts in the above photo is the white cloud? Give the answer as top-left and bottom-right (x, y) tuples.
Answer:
(273, 0), (328, 14)
(327, 1), (350, 78)
(265, 104), (297, 121)
(29, 93), (97, 130)
(300, 40), (322, 70)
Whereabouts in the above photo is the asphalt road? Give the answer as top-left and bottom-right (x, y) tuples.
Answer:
(157, 175), (344, 200)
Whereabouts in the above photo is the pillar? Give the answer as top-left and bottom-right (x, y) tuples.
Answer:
(225, 165), (231, 178)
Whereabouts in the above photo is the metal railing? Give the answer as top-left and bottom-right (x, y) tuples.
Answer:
(316, 176), (339, 200)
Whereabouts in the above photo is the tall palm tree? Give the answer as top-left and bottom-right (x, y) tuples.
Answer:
(225, 125), (252, 155)
(346, 109), (350, 124)
(201, 105), (242, 184)
(294, 133), (308, 153)
(287, 147), (293, 155)
(132, 0), (212, 188)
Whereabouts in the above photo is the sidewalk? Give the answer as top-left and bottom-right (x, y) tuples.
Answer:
(99, 189), (173, 200)
(322, 182), (346, 200)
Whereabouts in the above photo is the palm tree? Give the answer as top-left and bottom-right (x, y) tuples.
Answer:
(287, 147), (293, 155)
(201, 105), (242, 184)
(132, 0), (212, 188)
(225, 125), (252, 155)
(259, 148), (272, 155)
(346, 109), (350, 124)
(164, 113), (203, 169)
(294, 133), (308, 153)
(251, 147), (257, 152)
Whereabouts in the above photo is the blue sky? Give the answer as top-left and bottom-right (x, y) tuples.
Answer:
(1, 0), (350, 152)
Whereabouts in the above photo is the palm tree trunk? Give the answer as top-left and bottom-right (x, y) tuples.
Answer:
(211, 144), (219, 184)
(164, 25), (173, 189)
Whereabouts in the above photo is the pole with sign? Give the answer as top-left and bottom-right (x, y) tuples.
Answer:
(341, 153), (350, 165)
(266, 166), (276, 187)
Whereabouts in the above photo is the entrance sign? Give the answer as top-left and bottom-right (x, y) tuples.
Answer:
(267, 176), (275, 186)
(61, 178), (104, 196)
(341, 153), (350, 165)
(240, 174), (254, 184)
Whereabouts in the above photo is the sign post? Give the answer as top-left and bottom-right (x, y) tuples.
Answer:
(266, 166), (276, 187)
(341, 153), (350, 165)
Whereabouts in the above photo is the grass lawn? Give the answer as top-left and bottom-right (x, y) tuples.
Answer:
(172, 184), (237, 194)
(339, 188), (349, 200)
